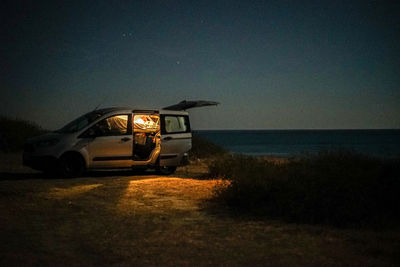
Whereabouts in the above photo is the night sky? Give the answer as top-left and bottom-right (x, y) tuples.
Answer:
(1, 0), (399, 130)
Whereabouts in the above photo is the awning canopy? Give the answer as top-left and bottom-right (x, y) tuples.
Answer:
(163, 100), (220, 111)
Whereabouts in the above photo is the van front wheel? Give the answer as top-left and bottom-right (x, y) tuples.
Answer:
(59, 154), (85, 178)
(156, 166), (177, 175)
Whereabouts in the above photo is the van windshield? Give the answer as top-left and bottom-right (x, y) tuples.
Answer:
(56, 111), (103, 133)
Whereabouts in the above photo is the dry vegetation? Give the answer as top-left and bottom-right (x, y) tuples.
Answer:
(209, 152), (400, 227)
(1, 152), (400, 266)
(0, 116), (46, 151)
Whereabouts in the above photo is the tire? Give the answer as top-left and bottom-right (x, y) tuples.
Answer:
(156, 166), (177, 175)
(58, 154), (85, 178)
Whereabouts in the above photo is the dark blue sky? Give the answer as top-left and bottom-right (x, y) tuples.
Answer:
(1, 0), (399, 129)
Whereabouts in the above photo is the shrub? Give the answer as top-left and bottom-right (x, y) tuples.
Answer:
(0, 116), (47, 151)
(189, 133), (227, 159)
(209, 150), (400, 227)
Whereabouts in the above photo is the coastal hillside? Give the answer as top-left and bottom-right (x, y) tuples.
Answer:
(0, 116), (47, 152)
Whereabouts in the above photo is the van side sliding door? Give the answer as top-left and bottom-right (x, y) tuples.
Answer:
(159, 114), (191, 166)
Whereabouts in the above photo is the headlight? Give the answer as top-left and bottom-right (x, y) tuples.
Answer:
(36, 139), (60, 147)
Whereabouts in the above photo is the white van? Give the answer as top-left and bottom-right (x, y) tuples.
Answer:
(23, 100), (218, 177)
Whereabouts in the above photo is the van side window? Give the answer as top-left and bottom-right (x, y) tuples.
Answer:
(94, 114), (130, 136)
(162, 115), (190, 134)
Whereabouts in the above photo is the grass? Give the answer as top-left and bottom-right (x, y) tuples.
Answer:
(208, 150), (400, 227)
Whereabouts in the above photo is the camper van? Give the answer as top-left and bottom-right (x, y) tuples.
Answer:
(23, 100), (218, 177)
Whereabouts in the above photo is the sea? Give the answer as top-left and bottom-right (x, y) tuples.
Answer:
(194, 129), (400, 158)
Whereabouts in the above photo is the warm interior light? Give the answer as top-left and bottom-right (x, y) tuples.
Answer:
(134, 115), (159, 130)
(48, 184), (103, 199)
(116, 115), (128, 121)
(116, 178), (222, 214)
(135, 118), (145, 124)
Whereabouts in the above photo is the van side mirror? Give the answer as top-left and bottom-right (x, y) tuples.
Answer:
(87, 128), (97, 137)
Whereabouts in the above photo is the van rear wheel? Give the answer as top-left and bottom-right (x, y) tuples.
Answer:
(59, 154), (85, 178)
(156, 166), (177, 175)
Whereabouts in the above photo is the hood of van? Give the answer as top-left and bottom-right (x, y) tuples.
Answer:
(26, 132), (65, 147)
(27, 132), (62, 142)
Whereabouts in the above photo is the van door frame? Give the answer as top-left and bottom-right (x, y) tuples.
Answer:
(131, 110), (161, 166)
(159, 113), (192, 167)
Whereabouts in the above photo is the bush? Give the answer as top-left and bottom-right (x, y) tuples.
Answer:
(0, 116), (47, 151)
(209, 151), (400, 227)
(189, 133), (227, 159)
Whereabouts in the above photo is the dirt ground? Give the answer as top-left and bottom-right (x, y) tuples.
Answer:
(0, 152), (399, 266)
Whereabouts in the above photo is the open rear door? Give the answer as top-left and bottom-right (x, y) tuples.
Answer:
(159, 113), (192, 167)
(163, 100), (219, 111)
